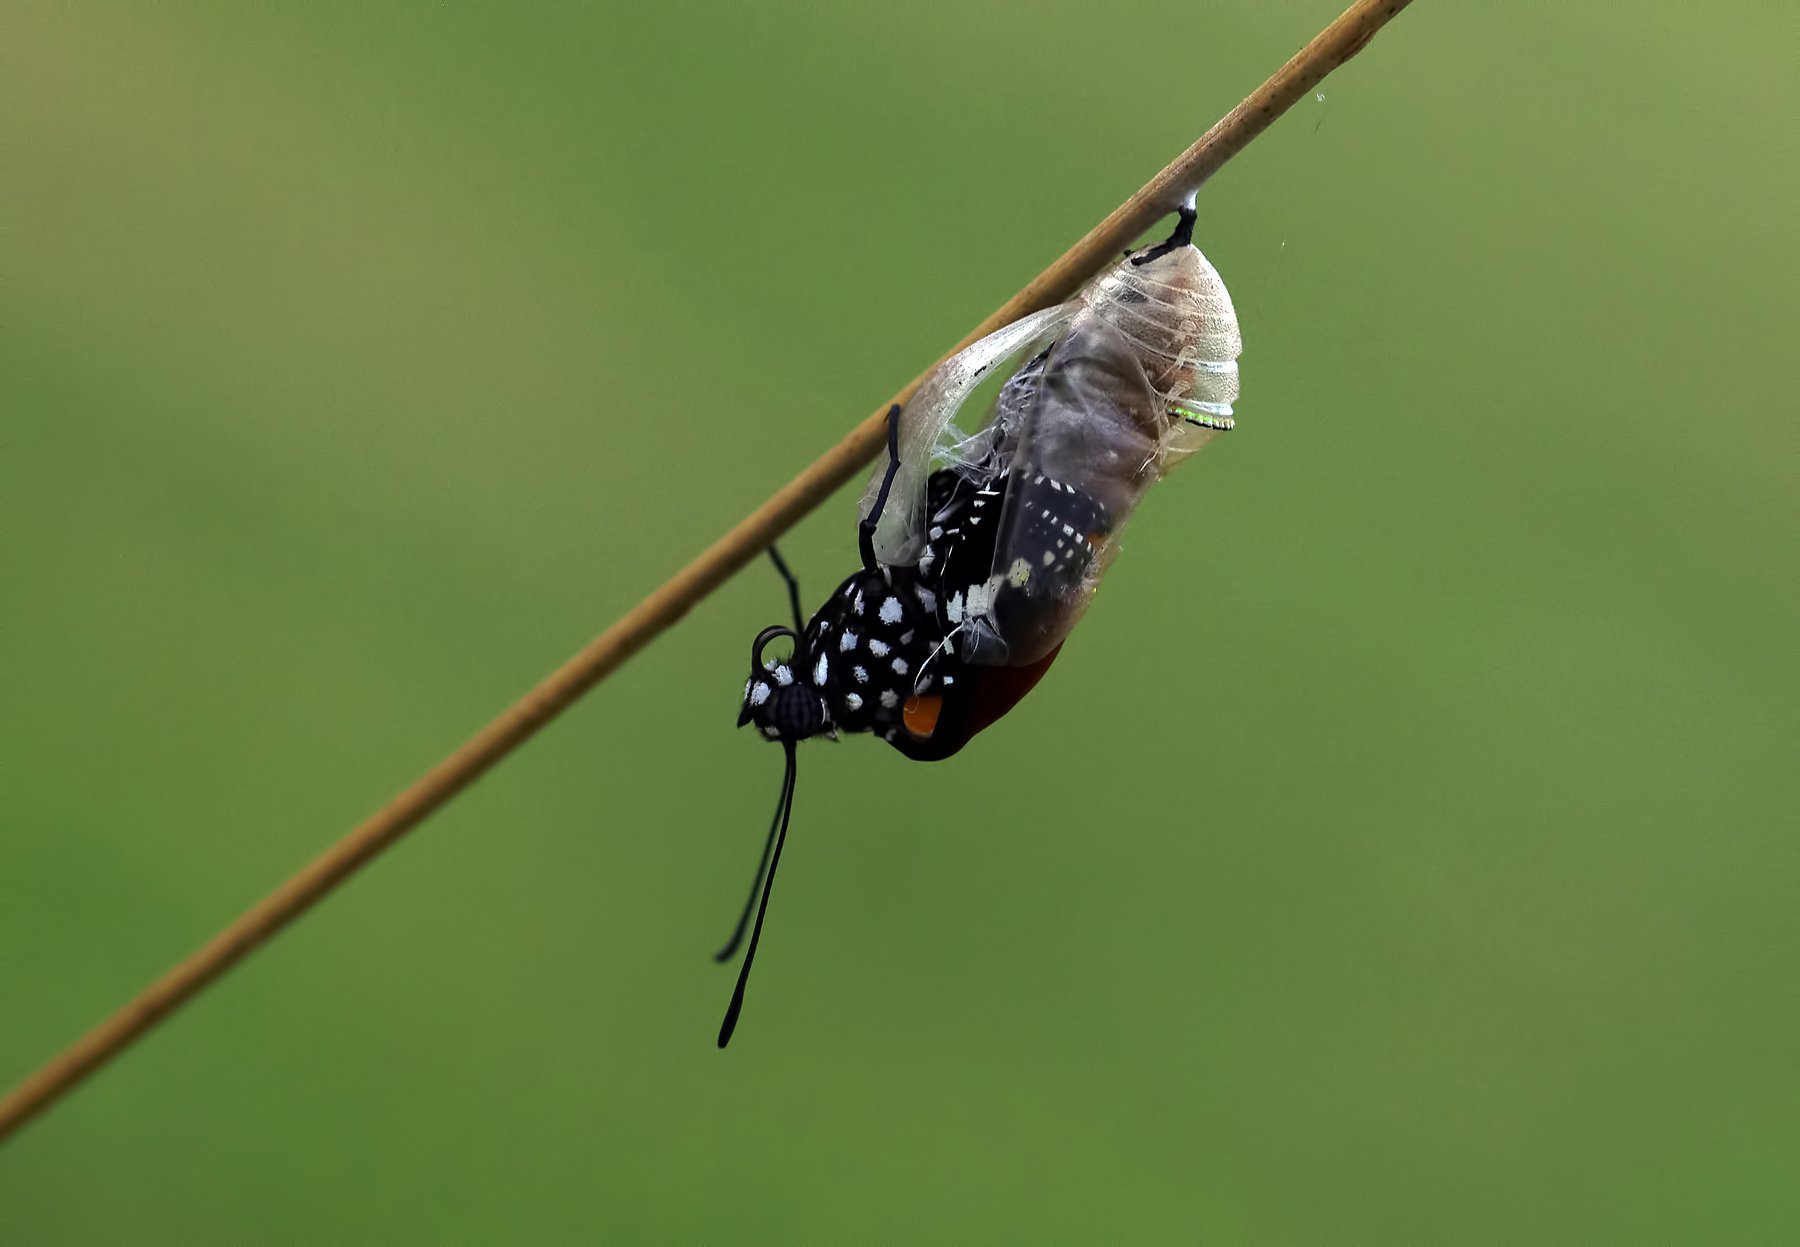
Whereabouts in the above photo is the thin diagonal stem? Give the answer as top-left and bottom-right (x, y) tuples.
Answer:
(0, 0), (1415, 1145)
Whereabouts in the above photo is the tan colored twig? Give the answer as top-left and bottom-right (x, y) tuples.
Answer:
(0, 0), (1415, 1145)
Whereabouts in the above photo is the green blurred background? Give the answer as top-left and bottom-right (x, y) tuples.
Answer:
(4, 2), (1794, 1241)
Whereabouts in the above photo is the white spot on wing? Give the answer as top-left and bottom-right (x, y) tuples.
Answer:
(879, 689), (898, 709)
(868, 638), (890, 657)
(839, 630), (859, 652)
(813, 654), (829, 685)
(749, 681), (771, 707)
(843, 692), (863, 711)
(879, 596), (903, 625)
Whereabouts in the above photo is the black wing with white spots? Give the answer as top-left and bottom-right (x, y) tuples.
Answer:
(918, 466), (1111, 669)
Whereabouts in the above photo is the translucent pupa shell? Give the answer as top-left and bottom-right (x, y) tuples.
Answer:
(861, 222), (1242, 666)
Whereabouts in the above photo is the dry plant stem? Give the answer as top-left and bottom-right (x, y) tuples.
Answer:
(0, 0), (1414, 1146)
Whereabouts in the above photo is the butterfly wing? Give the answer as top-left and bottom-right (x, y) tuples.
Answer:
(861, 303), (1078, 567)
(962, 313), (1165, 667)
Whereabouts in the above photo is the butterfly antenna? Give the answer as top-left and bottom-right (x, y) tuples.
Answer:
(717, 739), (798, 1049)
(712, 755), (792, 962)
(858, 404), (903, 571)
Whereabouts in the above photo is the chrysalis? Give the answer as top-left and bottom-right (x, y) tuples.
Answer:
(861, 196), (1242, 665)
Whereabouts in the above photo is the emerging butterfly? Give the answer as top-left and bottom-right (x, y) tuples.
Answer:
(715, 200), (1242, 1046)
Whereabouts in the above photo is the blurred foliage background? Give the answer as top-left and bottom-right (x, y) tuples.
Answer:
(3, 1), (1794, 1241)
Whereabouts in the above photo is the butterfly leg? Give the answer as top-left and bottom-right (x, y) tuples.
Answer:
(766, 546), (804, 636)
(858, 404), (903, 571)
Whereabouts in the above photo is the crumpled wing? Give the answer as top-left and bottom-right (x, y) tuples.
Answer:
(963, 313), (1164, 667)
(861, 303), (1078, 567)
